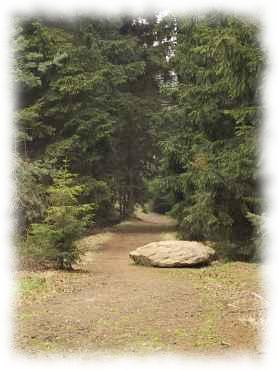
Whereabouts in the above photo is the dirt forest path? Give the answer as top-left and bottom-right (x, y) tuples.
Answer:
(15, 210), (263, 356)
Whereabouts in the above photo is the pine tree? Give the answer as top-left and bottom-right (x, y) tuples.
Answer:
(154, 14), (263, 260)
(24, 163), (94, 269)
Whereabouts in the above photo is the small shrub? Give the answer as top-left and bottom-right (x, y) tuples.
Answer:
(24, 163), (95, 269)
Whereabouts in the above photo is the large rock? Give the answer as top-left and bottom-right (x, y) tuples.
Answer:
(129, 240), (215, 267)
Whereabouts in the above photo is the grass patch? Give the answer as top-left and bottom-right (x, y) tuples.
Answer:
(157, 261), (261, 350)
(18, 276), (47, 297)
(127, 328), (164, 351)
(193, 311), (223, 349)
(29, 336), (68, 352)
(159, 261), (260, 289)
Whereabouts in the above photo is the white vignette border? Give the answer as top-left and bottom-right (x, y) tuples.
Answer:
(1, 1), (278, 369)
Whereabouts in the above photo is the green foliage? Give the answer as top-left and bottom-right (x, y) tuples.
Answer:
(79, 177), (119, 224)
(148, 178), (174, 214)
(246, 211), (264, 261)
(24, 164), (95, 269)
(16, 158), (50, 233)
(14, 13), (263, 266)
(14, 15), (164, 226)
(155, 14), (263, 260)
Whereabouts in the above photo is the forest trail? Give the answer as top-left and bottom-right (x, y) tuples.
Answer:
(15, 210), (263, 356)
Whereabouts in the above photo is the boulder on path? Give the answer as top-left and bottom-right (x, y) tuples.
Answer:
(129, 240), (215, 267)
